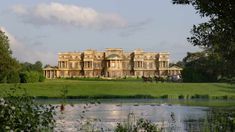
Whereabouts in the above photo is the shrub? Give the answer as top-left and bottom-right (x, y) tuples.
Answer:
(19, 71), (43, 83)
(178, 95), (185, 99)
(19, 72), (27, 83)
(161, 95), (168, 99)
(205, 109), (235, 132)
(191, 94), (209, 99)
(27, 71), (39, 82)
(0, 87), (55, 131)
(115, 118), (158, 132)
(39, 73), (45, 82)
(6, 71), (20, 83)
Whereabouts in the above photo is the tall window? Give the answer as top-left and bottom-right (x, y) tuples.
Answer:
(149, 62), (153, 69)
(69, 62), (73, 68)
(75, 62), (78, 68)
(135, 61), (142, 68)
(88, 61), (92, 68)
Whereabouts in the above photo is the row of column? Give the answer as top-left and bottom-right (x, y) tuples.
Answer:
(168, 70), (181, 75)
(134, 61), (143, 68)
(44, 70), (57, 79)
(58, 61), (67, 68)
(59, 60), (169, 69)
(159, 61), (168, 68)
(107, 60), (122, 69)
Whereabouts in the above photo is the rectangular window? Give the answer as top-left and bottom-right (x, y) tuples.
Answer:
(69, 62), (73, 68)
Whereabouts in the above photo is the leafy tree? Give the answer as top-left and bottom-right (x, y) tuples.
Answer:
(20, 62), (33, 72)
(20, 61), (45, 83)
(172, 0), (235, 77)
(33, 61), (43, 72)
(181, 51), (223, 82)
(20, 61), (43, 72)
(19, 71), (43, 83)
(0, 30), (20, 83)
(6, 70), (20, 83)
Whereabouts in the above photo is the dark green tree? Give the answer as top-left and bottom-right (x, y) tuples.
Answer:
(0, 30), (20, 83)
(33, 61), (43, 72)
(20, 61), (45, 83)
(182, 51), (223, 82)
(20, 61), (43, 72)
(172, 0), (235, 77)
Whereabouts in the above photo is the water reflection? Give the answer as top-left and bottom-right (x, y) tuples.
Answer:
(54, 103), (215, 131)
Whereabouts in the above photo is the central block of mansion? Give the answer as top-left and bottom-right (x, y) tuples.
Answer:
(43, 48), (182, 79)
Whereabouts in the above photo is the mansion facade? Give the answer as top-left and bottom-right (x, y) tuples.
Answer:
(43, 48), (182, 79)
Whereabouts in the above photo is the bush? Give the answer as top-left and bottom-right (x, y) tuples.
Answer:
(27, 71), (39, 82)
(6, 71), (20, 83)
(0, 87), (55, 131)
(19, 71), (43, 83)
(178, 95), (185, 99)
(39, 73), (45, 82)
(19, 72), (27, 83)
(115, 118), (158, 132)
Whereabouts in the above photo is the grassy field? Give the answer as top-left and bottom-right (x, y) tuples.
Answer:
(0, 79), (235, 99)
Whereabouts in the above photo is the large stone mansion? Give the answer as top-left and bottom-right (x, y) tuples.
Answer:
(43, 48), (182, 79)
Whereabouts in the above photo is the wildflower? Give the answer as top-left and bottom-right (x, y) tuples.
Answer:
(11, 106), (15, 110)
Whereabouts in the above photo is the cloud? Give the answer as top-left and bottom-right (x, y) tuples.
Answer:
(119, 18), (153, 37)
(0, 26), (57, 65)
(11, 2), (127, 29)
(10, 5), (28, 15)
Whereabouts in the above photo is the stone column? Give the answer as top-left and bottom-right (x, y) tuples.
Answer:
(50, 71), (52, 78)
(44, 71), (46, 78)
(57, 70), (60, 77)
(46, 71), (48, 78)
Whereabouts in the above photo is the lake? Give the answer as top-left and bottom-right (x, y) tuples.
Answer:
(41, 99), (235, 132)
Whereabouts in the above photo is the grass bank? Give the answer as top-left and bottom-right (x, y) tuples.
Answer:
(0, 79), (235, 100)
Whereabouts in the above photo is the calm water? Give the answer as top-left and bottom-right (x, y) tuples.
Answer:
(47, 99), (235, 132)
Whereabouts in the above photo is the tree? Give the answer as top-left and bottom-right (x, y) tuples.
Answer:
(33, 61), (43, 72)
(0, 30), (20, 83)
(181, 51), (223, 82)
(172, 0), (235, 77)
(20, 61), (43, 72)
(20, 61), (45, 83)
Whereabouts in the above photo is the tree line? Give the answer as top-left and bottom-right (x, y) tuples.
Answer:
(0, 30), (45, 83)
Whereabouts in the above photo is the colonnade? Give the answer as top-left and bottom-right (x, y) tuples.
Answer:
(58, 61), (67, 68)
(134, 61), (143, 68)
(44, 70), (57, 79)
(168, 70), (181, 76)
(107, 60), (122, 69)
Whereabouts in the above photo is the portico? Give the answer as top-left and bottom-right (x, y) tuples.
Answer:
(105, 54), (123, 77)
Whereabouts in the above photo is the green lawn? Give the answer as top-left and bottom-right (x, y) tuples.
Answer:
(0, 79), (235, 99)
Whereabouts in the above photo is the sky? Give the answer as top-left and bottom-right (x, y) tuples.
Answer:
(0, 0), (206, 65)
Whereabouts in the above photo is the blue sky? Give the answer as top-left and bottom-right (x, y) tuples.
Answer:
(0, 0), (206, 65)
